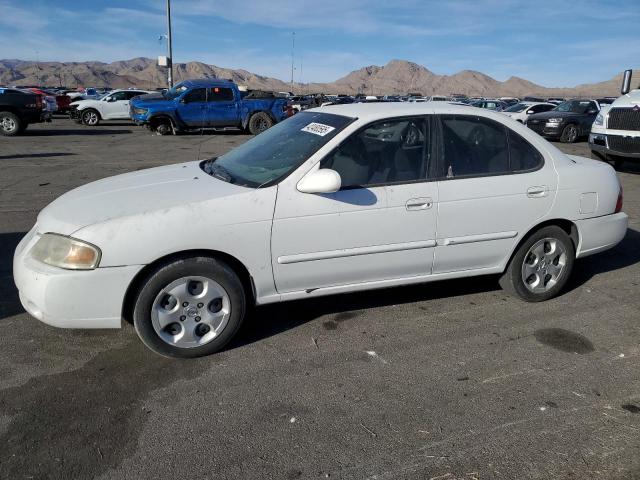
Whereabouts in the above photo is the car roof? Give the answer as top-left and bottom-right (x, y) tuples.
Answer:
(179, 79), (235, 88)
(315, 102), (504, 122)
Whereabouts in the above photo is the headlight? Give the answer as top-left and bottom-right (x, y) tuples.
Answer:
(594, 113), (604, 126)
(547, 118), (563, 123)
(30, 233), (101, 270)
(133, 107), (148, 115)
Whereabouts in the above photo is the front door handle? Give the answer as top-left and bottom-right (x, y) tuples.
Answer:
(527, 186), (548, 198)
(406, 197), (433, 211)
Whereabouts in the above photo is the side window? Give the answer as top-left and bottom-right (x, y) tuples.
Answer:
(183, 88), (207, 103)
(125, 91), (143, 100)
(320, 117), (428, 188)
(441, 115), (509, 178)
(508, 130), (543, 171)
(110, 91), (128, 101)
(208, 87), (234, 102)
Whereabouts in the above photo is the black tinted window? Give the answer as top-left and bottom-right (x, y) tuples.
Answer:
(110, 91), (128, 101)
(208, 87), (234, 102)
(125, 91), (144, 100)
(441, 115), (509, 177)
(508, 130), (543, 171)
(531, 104), (554, 113)
(321, 117), (428, 188)
(184, 88), (207, 103)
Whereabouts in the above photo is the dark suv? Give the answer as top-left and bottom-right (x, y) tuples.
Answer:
(0, 87), (47, 136)
(525, 99), (599, 143)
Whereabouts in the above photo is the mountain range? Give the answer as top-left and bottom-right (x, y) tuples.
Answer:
(0, 58), (636, 97)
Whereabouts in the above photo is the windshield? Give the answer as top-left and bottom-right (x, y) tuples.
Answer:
(504, 103), (529, 113)
(202, 111), (354, 188)
(164, 83), (189, 100)
(553, 100), (594, 114)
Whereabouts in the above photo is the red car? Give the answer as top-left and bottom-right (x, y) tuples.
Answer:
(29, 88), (71, 113)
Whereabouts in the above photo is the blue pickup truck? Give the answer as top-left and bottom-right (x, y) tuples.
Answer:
(130, 79), (290, 135)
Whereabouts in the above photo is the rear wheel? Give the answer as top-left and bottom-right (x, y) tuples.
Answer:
(81, 109), (100, 126)
(560, 124), (578, 143)
(500, 226), (575, 302)
(248, 112), (273, 135)
(133, 256), (246, 358)
(0, 111), (22, 136)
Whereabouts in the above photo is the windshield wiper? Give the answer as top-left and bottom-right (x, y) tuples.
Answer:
(203, 159), (233, 183)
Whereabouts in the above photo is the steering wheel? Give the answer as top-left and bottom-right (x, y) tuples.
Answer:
(401, 122), (421, 147)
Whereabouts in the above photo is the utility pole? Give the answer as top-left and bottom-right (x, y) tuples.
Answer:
(290, 31), (295, 94)
(166, 0), (174, 87)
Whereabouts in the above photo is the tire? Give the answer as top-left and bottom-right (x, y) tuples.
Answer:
(0, 111), (22, 136)
(133, 256), (246, 358)
(81, 109), (100, 126)
(560, 124), (578, 143)
(155, 121), (173, 136)
(248, 112), (274, 135)
(499, 226), (575, 302)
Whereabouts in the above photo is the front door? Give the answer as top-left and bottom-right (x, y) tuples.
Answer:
(271, 116), (438, 293)
(434, 114), (557, 273)
(179, 88), (210, 127)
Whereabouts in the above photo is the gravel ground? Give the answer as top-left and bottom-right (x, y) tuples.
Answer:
(1, 117), (639, 480)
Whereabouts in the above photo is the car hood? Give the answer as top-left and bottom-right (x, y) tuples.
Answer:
(527, 111), (586, 121)
(36, 161), (250, 235)
(131, 93), (175, 109)
(70, 99), (99, 108)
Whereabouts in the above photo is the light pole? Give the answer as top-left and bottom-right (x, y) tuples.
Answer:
(166, 0), (174, 87)
(290, 32), (295, 94)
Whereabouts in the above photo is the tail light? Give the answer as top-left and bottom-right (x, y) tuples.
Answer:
(614, 185), (623, 213)
(35, 94), (43, 110)
(285, 105), (295, 117)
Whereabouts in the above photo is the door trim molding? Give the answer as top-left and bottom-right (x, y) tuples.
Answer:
(277, 240), (437, 265)
(436, 230), (517, 246)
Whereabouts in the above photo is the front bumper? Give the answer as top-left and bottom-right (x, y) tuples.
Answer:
(13, 228), (143, 329)
(526, 120), (563, 139)
(589, 133), (640, 159)
(575, 212), (628, 258)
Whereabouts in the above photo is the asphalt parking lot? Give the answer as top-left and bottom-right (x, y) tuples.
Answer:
(1, 117), (640, 480)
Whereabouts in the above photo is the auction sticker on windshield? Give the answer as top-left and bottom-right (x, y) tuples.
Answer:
(301, 122), (336, 136)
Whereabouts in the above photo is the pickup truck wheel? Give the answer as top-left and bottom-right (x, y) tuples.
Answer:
(560, 124), (578, 143)
(248, 112), (273, 135)
(81, 109), (100, 126)
(133, 256), (246, 358)
(499, 226), (575, 302)
(0, 111), (22, 136)
(155, 122), (173, 136)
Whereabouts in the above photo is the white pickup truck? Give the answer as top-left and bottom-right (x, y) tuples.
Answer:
(590, 69), (640, 167)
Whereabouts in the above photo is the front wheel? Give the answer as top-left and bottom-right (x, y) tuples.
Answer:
(248, 112), (273, 135)
(499, 226), (575, 302)
(133, 256), (246, 358)
(81, 109), (100, 126)
(560, 124), (578, 143)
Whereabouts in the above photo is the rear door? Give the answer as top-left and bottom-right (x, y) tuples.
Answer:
(207, 87), (240, 127)
(433, 114), (557, 273)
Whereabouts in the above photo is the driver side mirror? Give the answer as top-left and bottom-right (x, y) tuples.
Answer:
(621, 69), (633, 95)
(297, 169), (341, 194)
(526, 110), (534, 114)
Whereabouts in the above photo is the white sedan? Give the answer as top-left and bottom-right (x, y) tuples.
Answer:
(501, 101), (556, 123)
(14, 103), (628, 358)
(70, 89), (152, 125)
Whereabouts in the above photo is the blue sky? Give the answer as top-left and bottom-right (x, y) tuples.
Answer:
(0, 0), (638, 87)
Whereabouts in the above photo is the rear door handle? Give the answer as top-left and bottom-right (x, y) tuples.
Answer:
(527, 186), (548, 198)
(406, 197), (433, 211)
